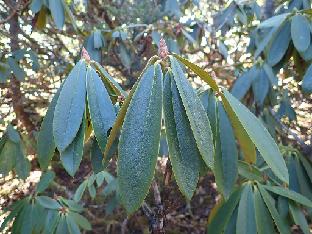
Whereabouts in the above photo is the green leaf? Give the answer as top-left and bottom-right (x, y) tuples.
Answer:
(86, 66), (116, 152)
(91, 61), (126, 97)
(170, 56), (214, 169)
(163, 72), (200, 200)
(236, 184), (256, 234)
(60, 198), (84, 213)
(93, 30), (104, 49)
(118, 64), (162, 214)
(56, 215), (70, 234)
(15, 145), (30, 179)
(53, 60), (87, 152)
(74, 180), (88, 202)
(267, 21), (291, 66)
(44, 210), (60, 234)
(258, 13), (289, 28)
(0, 140), (17, 176)
(7, 57), (26, 81)
(221, 91), (256, 164)
(238, 161), (264, 182)
(37, 84), (62, 170)
(60, 116), (85, 177)
(214, 102), (238, 198)
(90, 138), (104, 173)
(289, 201), (310, 234)
(36, 171), (55, 194)
(231, 66), (258, 100)
(263, 63), (278, 86)
(36, 196), (61, 209)
(173, 54), (219, 92)
(302, 63), (312, 93)
(254, 187), (275, 234)
(88, 184), (96, 199)
(68, 212), (91, 230)
(252, 68), (269, 106)
(299, 155), (312, 183)
(291, 15), (310, 52)
(0, 199), (26, 231)
(295, 157), (312, 200)
(7, 124), (20, 143)
(48, 0), (65, 29)
(20, 204), (33, 234)
(103, 56), (158, 163)
(221, 89), (289, 184)
(207, 188), (242, 234)
(258, 184), (291, 234)
(262, 185), (312, 208)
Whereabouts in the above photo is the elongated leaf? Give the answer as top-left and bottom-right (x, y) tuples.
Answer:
(68, 212), (91, 230)
(0, 198), (27, 231)
(291, 15), (310, 52)
(66, 214), (82, 234)
(252, 68), (269, 106)
(207, 188), (242, 234)
(214, 102), (238, 198)
(163, 72), (200, 199)
(91, 61), (127, 97)
(0, 140), (17, 176)
(86, 66), (116, 152)
(267, 21), (291, 66)
(258, 184), (291, 234)
(7, 125), (20, 143)
(238, 161), (264, 182)
(53, 60), (86, 152)
(103, 56), (158, 163)
(36, 171), (55, 194)
(295, 157), (312, 200)
(74, 180), (88, 202)
(60, 117), (85, 177)
(38, 85), (62, 170)
(221, 89), (289, 183)
(170, 56), (214, 169)
(36, 196), (61, 209)
(254, 187), (275, 234)
(56, 215), (70, 234)
(90, 138), (104, 173)
(299, 155), (312, 183)
(221, 92), (256, 163)
(263, 185), (312, 208)
(236, 184), (256, 234)
(44, 210), (60, 234)
(258, 13), (289, 28)
(48, 0), (65, 29)
(289, 202), (310, 234)
(231, 66), (257, 100)
(15, 145), (30, 179)
(302, 63), (312, 93)
(118, 64), (162, 214)
(288, 156), (300, 192)
(173, 54), (219, 91)
(7, 57), (25, 81)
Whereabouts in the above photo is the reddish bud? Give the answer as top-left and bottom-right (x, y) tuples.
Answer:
(81, 47), (91, 62)
(158, 38), (169, 59)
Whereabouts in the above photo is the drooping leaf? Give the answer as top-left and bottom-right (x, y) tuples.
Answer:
(93, 30), (104, 49)
(238, 161), (264, 182)
(289, 201), (310, 234)
(86, 66), (116, 152)
(214, 102), (238, 198)
(163, 72), (200, 199)
(53, 60), (86, 152)
(15, 146), (30, 179)
(43, 210), (60, 234)
(207, 188), (242, 234)
(60, 117), (85, 177)
(118, 64), (162, 214)
(173, 54), (219, 92)
(302, 63), (312, 93)
(7, 124), (20, 143)
(220, 91), (256, 164)
(66, 214), (82, 234)
(267, 21), (291, 66)
(37, 84), (62, 170)
(236, 184), (257, 234)
(48, 0), (65, 29)
(252, 68), (269, 106)
(254, 187), (275, 234)
(90, 138), (104, 173)
(262, 185), (312, 208)
(36, 196), (61, 209)
(7, 57), (26, 81)
(68, 212), (91, 230)
(295, 157), (312, 200)
(221, 89), (289, 183)
(170, 56), (214, 169)
(258, 184), (291, 234)
(74, 180), (88, 202)
(231, 66), (258, 100)
(103, 56), (158, 163)
(36, 171), (55, 194)
(291, 15), (310, 52)
(55, 215), (70, 234)
(0, 140), (17, 176)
